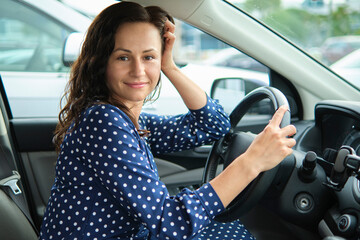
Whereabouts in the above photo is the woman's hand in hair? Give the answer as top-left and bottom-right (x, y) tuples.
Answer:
(160, 19), (207, 110)
(161, 20), (177, 73)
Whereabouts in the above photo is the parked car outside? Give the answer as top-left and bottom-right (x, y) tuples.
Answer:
(331, 48), (360, 89)
(144, 63), (268, 115)
(203, 47), (268, 73)
(320, 35), (360, 65)
(0, 0), (92, 118)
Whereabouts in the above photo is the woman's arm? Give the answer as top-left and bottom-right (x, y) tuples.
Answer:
(140, 96), (231, 154)
(161, 20), (207, 110)
(161, 19), (297, 213)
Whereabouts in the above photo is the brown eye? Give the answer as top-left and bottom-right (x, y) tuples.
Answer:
(117, 56), (128, 61)
(144, 56), (154, 61)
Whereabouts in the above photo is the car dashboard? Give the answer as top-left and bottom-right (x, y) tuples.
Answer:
(161, 99), (360, 239)
(292, 100), (360, 239)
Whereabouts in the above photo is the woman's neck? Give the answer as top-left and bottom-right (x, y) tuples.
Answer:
(108, 97), (143, 129)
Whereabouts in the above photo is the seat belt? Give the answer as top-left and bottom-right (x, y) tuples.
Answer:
(0, 170), (39, 235)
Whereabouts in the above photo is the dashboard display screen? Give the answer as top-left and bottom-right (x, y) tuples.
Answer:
(321, 113), (359, 155)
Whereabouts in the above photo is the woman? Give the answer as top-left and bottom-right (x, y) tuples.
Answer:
(40, 1), (296, 239)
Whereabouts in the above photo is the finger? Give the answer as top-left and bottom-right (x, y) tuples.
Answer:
(269, 105), (288, 127)
(286, 138), (296, 148)
(164, 20), (175, 33)
(163, 31), (176, 48)
(163, 31), (175, 41)
(280, 124), (297, 138)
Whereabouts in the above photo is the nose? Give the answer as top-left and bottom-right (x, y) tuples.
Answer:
(130, 58), (145, 77)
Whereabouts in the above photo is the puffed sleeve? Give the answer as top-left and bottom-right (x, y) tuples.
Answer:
(78, 104), (225, 239)
(140, 95), (231, 154)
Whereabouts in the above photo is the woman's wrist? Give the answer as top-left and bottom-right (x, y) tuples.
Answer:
(209, 153), (260, 208)
(161, 62), (179, 78)
(233, 153), (261, 181)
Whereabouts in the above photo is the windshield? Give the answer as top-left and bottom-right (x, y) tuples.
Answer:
(227, 0), (360, 86)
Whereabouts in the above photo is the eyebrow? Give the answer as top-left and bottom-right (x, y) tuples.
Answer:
(113, 48), (157, 53)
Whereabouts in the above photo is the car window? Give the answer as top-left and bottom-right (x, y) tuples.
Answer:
(0, 0), (79, 119)
(228, 0), (360, 88)
(0, 0), (72, 73)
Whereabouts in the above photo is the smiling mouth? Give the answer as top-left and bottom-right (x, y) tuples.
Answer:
(126, 82), (148, 88)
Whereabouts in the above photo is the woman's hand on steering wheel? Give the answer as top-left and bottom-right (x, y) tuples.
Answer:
(242, 105), (297, 174)
(203, 86), (297, 222)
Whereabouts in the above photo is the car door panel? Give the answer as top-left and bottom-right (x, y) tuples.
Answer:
(20, 151), (56, 222)
(11, 119), (57, 152)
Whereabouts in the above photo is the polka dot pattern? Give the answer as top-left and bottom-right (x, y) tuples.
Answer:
(39, 96), (253, 240)
(139, 97), (231, 155)
(194, 220), (255, 240)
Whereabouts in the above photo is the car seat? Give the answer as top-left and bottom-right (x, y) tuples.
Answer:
(0, 184), (38, 240)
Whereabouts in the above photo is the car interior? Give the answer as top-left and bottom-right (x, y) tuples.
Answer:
(0, 0), (360, 239)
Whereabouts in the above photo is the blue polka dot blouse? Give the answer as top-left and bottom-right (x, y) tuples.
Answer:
(40, 96), (234, 239)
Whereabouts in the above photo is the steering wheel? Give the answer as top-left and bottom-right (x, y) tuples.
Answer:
(202, 86), (291, 222)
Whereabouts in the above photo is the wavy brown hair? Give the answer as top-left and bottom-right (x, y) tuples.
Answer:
(54, 1), (174, 152)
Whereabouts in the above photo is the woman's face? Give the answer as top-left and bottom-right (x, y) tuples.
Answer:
(106, 22), (162, 109)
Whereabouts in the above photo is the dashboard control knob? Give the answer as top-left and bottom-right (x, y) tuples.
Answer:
(303, 151), (317, 173)
(299, 151), (317, 182)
